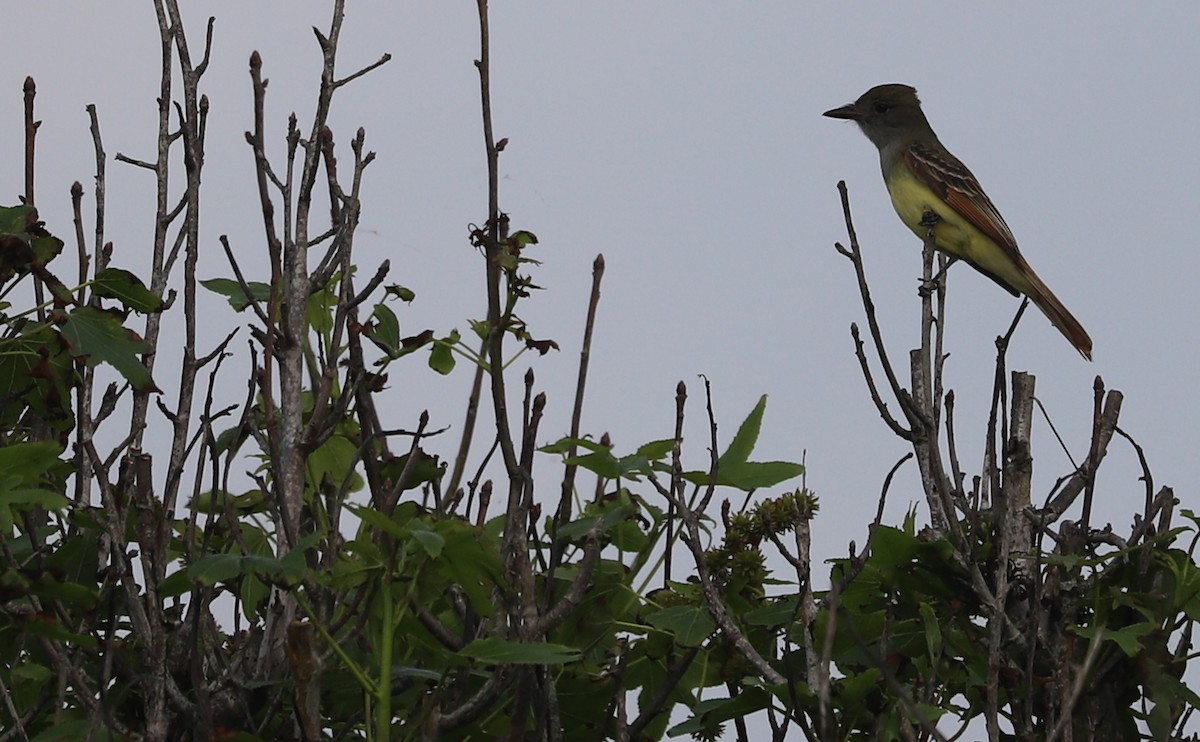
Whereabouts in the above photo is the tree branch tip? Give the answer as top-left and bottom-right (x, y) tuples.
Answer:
(71, 181), (83, 197)
(23, 76), (35, 93)
(249, 50), (262, 69)
(1093, 375), (1103, 391)
(593, 253), (605, 270)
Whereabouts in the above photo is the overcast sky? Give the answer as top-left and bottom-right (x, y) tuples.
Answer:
(5, 1), (1200, 731)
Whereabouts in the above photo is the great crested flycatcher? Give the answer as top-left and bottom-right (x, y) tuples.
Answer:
(824, 84), (1092, 360)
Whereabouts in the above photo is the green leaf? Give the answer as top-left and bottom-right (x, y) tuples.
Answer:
(1076, 622), (1156, 657)
(188, 553), (244, 585)
(386, 284), (415, 302)
(636, 438), (675, 460)
(158, 568), (193, 599)
(59, 306), (156, 391)
(509, 230), (538, 247)
(461, 637), (580, 665)
(554, 504), (637, 543)
(429, 335), (456, 374)
(306, 284), (336, 333)
(744, 596), (801, 628)
(91, 267), (163, 313)
(920, 602), (942, 658)
(0, 441), (66, 483)
(31, 234), (64, 266)
(645, 605), (715, 647)
(680, 395), (804, 491)
(0, 204), (36, 234)
(722, 394), (767, 466)
(379, 449), (444, 493)
(668, 688), (770, 737)
(306, 433), (362, 493)
(409, 528), (444, 558)
(348, 503), (407, 540)
(368, 303), (401, 355)
(201, 277), (271, 312)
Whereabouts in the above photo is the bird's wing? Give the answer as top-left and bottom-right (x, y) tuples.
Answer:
(903, 140), (1021, 257)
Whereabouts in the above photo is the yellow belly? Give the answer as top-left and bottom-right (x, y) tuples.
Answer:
(884, 165), (1027, 295)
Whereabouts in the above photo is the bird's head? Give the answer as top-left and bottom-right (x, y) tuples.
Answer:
(824, 84), (933, 150)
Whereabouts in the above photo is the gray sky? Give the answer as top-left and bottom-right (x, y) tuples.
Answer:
(5, 1), (1200, 734)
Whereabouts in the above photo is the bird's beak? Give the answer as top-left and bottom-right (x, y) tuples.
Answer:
(822, 103), (861, 121)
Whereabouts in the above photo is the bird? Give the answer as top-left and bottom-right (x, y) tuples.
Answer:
(824, 84), (1092, 360)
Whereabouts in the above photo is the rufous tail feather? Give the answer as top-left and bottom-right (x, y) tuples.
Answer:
(1024, 272), (1092, 361)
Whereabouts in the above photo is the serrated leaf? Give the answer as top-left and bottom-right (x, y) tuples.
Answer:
(636, 438), (675, 460)
(723, 394), (768, 466)
(92, 267), (163, 313)
(680, 396), (804, 491)
(646, 605), (716, 647)
(744, 596), (801, 628)
(306, 433), (362, 493)
(60, 306), (156, 391)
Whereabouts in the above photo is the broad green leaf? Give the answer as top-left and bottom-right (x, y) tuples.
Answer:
(636, 438), (675, 460)
(306, 285), (336, 333)
(306, 433), (362, 493)
(461, 637), (580, 665)
(645, 605), (715, 647)
(0, 488), (69, 532)
(0, 204), (36, 234)
(201, 277), (271, 312)
(409, 528), (444, 558)
(554, 504), (637, 543)
(379, 449), (444, 493)
(0, 441), (66, 483)
(668, 689), (770, 737)
(1076, 622), (1155, 657)
(386, 284), (415, 302)
(189, 553), (244, 585)
(744, 596), (801, 628)
(91, 267), (163, 313)
(369, 303), (401, 354)
(349, 504), (408, 540)
(429, 336), (455, 374)
(59, 306), (156, 391)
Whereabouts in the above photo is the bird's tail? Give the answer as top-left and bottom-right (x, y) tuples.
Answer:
(1024, 271), (1093, 361)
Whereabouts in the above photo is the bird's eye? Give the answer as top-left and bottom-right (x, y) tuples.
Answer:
(873, 102), (890, 114)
